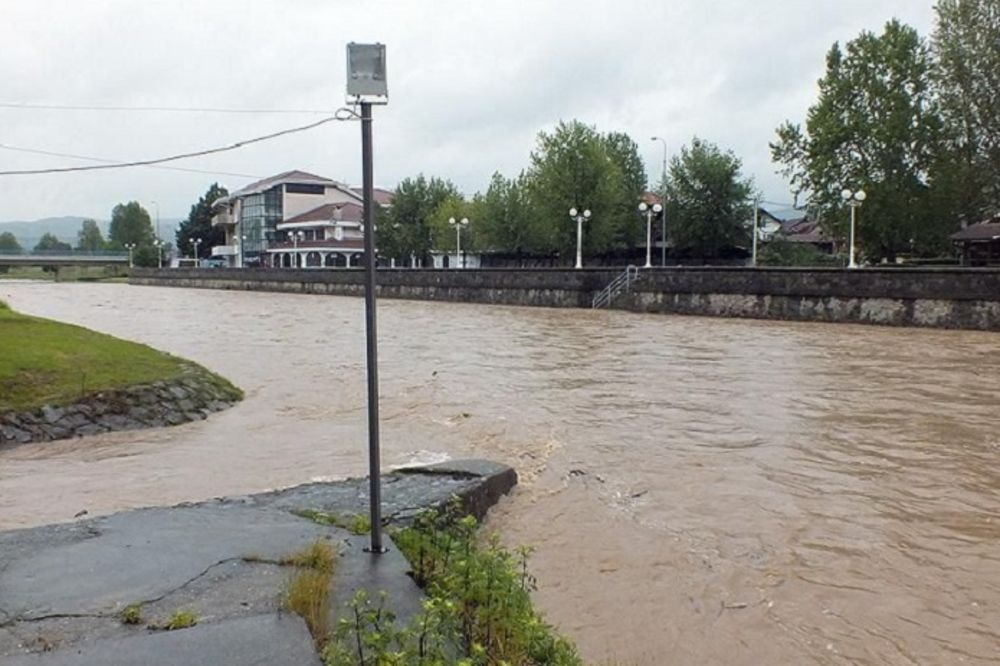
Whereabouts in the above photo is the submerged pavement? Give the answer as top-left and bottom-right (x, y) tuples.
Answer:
(0, 460), (516, 665)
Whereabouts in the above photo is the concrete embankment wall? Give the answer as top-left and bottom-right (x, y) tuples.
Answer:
(131, 267), (1000, 331)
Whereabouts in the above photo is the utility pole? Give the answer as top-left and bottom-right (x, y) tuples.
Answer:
(348, 42), (388, 555)
(751, 197), (760, 267)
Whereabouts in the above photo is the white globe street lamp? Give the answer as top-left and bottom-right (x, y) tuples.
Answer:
(841, 188), (867, 269)
(448, 217), (470, 269)
(124, 243), (135, 268)
(569, 208), (592, 269)
(638, 202), (663, 269)
(192, 237), (202, 268)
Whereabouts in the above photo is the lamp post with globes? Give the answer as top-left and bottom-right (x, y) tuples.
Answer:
(124, 243), (135, 268)
(153, 239), (164, 269)
(191, 237), (202, 268)
(841, 188), (867, 268)
(568, 208), (591, 269)
(638, 202), (663, 269)
(448, 217), (469, 268)
(289, 230), (304, 268)
(651, 136), (668, 265)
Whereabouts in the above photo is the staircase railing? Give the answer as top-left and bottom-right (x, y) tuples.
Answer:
(592, 265), (641, 308)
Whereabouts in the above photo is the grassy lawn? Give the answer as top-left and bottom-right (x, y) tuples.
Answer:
(0, 300), (190, 412)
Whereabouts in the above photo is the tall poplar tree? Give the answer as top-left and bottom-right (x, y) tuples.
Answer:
(771, 20), (946, 260)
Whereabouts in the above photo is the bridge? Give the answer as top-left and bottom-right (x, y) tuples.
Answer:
(0, 251), (130, 280)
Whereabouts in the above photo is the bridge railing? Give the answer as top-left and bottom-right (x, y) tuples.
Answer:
(0, 250), (129, 257)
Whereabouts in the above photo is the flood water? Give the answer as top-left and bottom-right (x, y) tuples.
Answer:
(1, 282), (998, 665)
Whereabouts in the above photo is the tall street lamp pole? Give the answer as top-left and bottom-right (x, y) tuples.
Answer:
(751, 197), (761, 267)
(348, 41), (388, 554)
(125, 243), (135, 268)
(448, 217), (469, 268)
(841, 188), (867, 269)
(151, 201), (160, 249)
(568, 207), (591, 269)
(638, 202), (663, 269)
(651, 137), (668, 266)
(192, 237), (202, 267)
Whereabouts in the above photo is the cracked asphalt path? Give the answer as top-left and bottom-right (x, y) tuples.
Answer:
(0, 460), (516, 665)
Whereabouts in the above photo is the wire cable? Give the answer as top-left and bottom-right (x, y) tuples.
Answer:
(0, 102), (336, 114)
(0, 143), (261, 179)
(0, 116), (337, 176)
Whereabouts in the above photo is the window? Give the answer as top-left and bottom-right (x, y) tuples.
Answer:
(285, 183), (325, 195)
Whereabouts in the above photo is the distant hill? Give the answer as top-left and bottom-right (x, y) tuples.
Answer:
(0, 217), (182, 249)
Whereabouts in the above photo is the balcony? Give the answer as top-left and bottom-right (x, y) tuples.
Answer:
(212, 245), (237, 257)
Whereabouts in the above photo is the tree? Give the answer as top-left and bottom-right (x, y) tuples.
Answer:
(771, 20), (946, 261)
(0, 232), (21, 252)
(525, 120), (632, 258)
(34, 233), (72, 252)
(664, 138), (755, 259)
(603, 131), (648, 248)
(108, 201), (155, 248)
(476, 172), (540, 258)
(76, 219), (106, 251)
(933, 0), (1000, 223)
(176, 183), (228, 258)
(427, 194), (478, 253)
(381, 175), (460, 263)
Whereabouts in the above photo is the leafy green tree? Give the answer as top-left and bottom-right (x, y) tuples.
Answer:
(664, 138), (755, 259)
(76, 219), (106, 251)
(603, 131), (648, 248)
(0, 232), (21, 252)
(525, 120), (630, 258)
(771, 20), (946, 261)
(476, 172), (540, 258)
(381, 175), (460, 263)
(933, 0), (1000, 223)
(176, 183), (228, 258)
(34, 233), (72, 252)
(108, 201), (155, 248)
(427, 194), (478, 252)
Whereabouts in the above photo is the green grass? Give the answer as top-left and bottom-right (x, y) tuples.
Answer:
(161, 609), (198, 630)
(284, 539), (338, 648)
(120, 603), (143, 625)
(0, 301), (190, 411)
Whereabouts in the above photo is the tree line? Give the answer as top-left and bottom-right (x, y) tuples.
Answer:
(378, 122), (756, 265)
(772, 0), (999, 262)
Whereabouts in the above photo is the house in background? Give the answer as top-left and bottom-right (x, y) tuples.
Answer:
(951, 216), (1000, 266)
(210, 170), (393, 268)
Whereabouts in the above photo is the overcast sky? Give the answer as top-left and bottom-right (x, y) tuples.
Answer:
(0, 0), (937, 222)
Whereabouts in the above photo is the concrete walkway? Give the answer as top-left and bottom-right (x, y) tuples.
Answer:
(0, 460), (516, 665)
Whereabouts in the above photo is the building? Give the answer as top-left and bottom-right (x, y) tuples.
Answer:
(951, 217), (1000, 266)
(210, 170), (393, 268)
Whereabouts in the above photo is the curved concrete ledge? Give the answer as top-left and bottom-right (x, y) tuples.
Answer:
(0, 367), (242, 449)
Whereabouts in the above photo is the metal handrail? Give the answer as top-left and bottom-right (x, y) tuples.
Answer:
(592, 265), (640, 308)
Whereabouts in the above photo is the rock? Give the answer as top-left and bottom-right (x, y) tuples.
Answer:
(41, 405), (66, 424)
(168, 385), (188, 400)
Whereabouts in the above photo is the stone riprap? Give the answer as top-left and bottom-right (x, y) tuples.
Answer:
(131, 266), (1000, 331)
(0, 460), (517, 666)
(0, 367), (242, 449)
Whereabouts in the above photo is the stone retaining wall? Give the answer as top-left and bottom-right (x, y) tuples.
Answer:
(0, 367), (242, 448)
(131, 266), (1000, 331)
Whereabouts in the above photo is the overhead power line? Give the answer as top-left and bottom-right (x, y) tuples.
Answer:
(0, 116), (337, 176)
(0, 143), (261, 179)
(0, 102), (336, 115)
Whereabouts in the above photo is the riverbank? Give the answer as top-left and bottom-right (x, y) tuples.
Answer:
(0, 300), (241, 447)
(131, 266), (1000, 331)
(0, 460), (522, 665)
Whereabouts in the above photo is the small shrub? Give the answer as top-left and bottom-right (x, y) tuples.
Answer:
(293, 508), (371, 536)
(120, 603), (143, 625)
(326, 500), (582, 665)
(162, 610), (198, 630)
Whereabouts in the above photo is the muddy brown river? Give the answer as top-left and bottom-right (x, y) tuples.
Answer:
(1, 282), (998, 664)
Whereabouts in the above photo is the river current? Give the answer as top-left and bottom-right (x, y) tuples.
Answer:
(1, 282), (998, 664)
